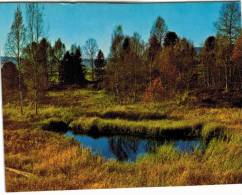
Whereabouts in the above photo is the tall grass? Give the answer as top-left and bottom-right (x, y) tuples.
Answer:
(201, 122), (231, 143)
(3, 88), (242, 191)
(69, 117), (202, 139)
(91, 110), (168, 120)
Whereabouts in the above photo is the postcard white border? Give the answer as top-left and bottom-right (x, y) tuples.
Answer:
(0, 0), (241, 194)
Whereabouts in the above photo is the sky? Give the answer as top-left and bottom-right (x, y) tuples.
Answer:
(0, 1), (241, 57)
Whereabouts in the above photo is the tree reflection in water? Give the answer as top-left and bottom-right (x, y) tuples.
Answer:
(108, 136), (139, 161)
(65, 130), (202, 162)
(108, 136), (166, 161)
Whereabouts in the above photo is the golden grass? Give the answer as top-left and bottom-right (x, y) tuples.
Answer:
(69, 117), (202, 138)
(3, 88), (242, 191)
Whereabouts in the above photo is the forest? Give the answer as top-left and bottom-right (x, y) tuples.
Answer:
(2, 2), (242, 110)
(1, 2), (242, 192)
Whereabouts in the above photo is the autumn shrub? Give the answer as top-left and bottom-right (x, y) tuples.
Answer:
(143, 78), (164, 102)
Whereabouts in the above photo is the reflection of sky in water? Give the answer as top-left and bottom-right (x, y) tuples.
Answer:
(65, 131), (203, 162)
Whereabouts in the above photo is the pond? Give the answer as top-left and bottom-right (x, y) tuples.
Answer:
(65, 130), (204, 162)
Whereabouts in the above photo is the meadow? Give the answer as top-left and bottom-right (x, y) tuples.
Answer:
(1, 1), (242, 192)
(3, 88), (242, 191)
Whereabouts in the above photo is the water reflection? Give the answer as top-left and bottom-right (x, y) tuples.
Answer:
(108, 136), (138, 161)
(65, 131), (203, 162)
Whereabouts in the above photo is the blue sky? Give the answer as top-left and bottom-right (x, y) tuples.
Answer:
(0, 2), (241, 57)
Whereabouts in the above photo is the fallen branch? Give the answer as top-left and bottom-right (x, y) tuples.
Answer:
(6, 167), (37, 179)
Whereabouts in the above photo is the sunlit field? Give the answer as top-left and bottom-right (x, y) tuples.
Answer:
(3, 88), (242, 191)
(1, 1), (242, 192)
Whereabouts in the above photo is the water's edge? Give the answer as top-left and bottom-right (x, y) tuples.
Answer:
(65, 130), (205, 162)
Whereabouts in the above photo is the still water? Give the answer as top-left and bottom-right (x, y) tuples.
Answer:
(65, 130), (203, 162)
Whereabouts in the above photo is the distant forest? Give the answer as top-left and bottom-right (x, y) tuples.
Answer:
(1, 2), (242, 114)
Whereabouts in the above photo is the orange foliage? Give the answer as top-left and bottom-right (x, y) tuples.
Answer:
(143, 78), (164, 102)
(232, 34), (242, 64)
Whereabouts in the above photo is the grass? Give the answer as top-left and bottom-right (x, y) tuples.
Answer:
(84, 110), (168, 120)
(3, 88), (242, 191)
(69, 117), (202, 139)
(201, 123), (227, 141)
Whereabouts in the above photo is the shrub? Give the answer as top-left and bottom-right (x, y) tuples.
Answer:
(143, 78), (164, 102)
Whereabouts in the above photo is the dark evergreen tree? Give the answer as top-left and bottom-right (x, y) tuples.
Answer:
(164, 31), (179, 47)
(61, 47), (86, 86)
(37, 38), (52, 90)
(94, 50), (106, 88)
(122, 36), (131, 51)
(61, 51), (72, 84)
(205, 36), (216, 50)
(53, 38), (65, 84)
(73, 47), (86, 85)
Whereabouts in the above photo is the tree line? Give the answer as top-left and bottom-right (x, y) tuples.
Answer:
(3, 3), (106, 114)
(105, 3), (241, 103)
(2, 2), (242, 114)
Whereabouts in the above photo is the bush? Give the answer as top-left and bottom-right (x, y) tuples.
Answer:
(143, 78), (164, 102)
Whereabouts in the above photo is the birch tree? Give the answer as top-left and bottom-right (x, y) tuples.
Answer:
(5, 5), (26, 114)
(25, 3), (44, 114)
(83, 38), (98, 81)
